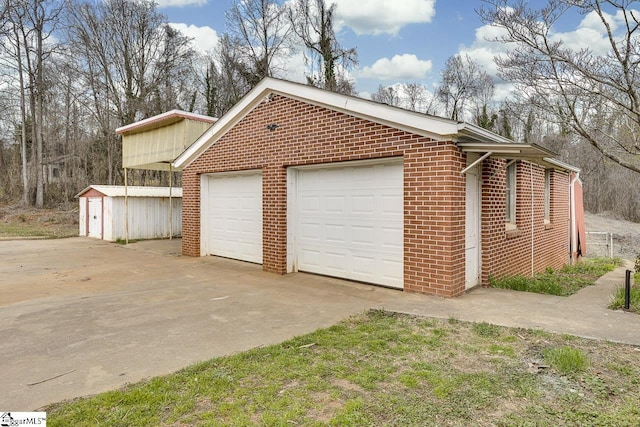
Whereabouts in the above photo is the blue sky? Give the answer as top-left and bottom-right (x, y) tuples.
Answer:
(157, 0), (605, 99)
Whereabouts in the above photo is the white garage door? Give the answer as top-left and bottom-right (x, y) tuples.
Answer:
(201, 172), (262, 264)
(293, 161), (403, 288)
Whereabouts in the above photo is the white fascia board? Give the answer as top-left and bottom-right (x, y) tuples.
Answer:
(172, 78), (532, 169)
(173, 78), (468, 169)
(266, 79), (461, 138)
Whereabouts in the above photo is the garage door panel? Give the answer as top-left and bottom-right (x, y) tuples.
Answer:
(325, 224), (346, 242)
(201, 172), (262, 264)
(382, 227), (403, 248)
(294, 161), (403, 288)
(326, 196), (345, 213)
(352, 225), (374, 245)
(352, 195), (374, 214)
(382, 195), (403, 215)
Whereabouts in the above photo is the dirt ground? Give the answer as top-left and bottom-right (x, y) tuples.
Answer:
(584, 211), (640, 260)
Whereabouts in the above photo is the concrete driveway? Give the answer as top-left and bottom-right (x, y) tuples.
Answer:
(0, 238), (406, 410)
(3, 238), (639, 411)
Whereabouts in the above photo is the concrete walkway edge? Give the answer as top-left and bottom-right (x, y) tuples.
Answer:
(384, 263), (640, 346)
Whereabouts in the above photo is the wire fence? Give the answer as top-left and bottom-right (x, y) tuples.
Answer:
(585, 231), (615, 258)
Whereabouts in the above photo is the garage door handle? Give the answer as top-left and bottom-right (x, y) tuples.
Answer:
(93, 216), (97, 219)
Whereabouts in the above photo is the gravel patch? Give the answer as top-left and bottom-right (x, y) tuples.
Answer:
(585, 211), (640, 260)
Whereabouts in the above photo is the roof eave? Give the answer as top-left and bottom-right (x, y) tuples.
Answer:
(172, 77), (541, 169)
(542, 157), (581, 173)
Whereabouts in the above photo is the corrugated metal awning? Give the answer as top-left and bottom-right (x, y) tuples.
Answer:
(116, 110), (216, 171)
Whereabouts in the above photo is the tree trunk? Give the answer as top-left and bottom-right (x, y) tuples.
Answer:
(14, 24), (29, 205)
(34, 17), (45, 208)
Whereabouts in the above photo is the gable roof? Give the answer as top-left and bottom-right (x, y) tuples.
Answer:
(172, 77), (568, 171)
(75, 185), (182, 198)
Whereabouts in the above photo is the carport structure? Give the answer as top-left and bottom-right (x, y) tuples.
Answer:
(115, 110), (216, 242)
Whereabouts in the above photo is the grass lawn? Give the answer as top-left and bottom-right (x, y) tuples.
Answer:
(46, 311), (640, 426)
(0, 206), (77, 239)
(489, 257), (623, 296)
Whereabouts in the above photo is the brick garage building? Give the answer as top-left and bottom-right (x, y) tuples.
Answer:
(173, 78), (582, 297)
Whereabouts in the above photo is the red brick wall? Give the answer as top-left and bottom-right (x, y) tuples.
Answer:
(182, 94), (466, 297)
(182, 93), (569, 297)
(481, 159), (570, 284)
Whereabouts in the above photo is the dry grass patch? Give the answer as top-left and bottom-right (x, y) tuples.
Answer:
(0, 204), (77, 239)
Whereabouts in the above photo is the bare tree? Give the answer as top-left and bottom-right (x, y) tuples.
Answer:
(66, 0), (197, 184)
(225, 0), (293, 88)
(201, 34), (254, 117)
(403, 82), (438, 114)
(436, 54), (494, 122)
(289, 0), (358, 94)
(0, 0), (63, 207)
(371, 84), (400, 106)
(479, 0), (640, 174)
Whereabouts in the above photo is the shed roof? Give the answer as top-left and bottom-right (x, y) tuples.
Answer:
(115, 110), (217, 135)
(75, 185), (182, 198)
(173, 78), (575, 172)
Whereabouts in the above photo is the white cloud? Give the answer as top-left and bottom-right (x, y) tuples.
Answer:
(332, 0), (435, 36)
(275, 51), (307, 83)
(156, 0), (207, 7)
(359, 54), (432, 80)
(169, 23), (219, 54)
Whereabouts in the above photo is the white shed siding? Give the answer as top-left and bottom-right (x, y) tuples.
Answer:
(79, 198), (87, 236)
(107, 197), (182, 241)
(76, 186), (182, 242)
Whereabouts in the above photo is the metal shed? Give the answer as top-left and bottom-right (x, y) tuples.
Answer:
(76, 185), (182, 241)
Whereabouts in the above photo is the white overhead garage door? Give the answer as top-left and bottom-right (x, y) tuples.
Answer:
(291, 160), (403, 288)
(201, 171), (263, 264)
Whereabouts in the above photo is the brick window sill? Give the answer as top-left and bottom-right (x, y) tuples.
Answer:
(505, 227), (522, 239)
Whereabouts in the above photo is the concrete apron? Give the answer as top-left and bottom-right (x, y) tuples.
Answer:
(1, 238), (638, 411)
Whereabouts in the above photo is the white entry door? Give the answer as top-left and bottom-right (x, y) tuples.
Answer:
(465, 155), (481, 290)
(201, 172), (263, 264)
(292, 161), (403, 288)
(87, 197), (102, 238)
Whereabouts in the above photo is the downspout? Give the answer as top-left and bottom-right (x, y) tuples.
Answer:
(125, 168), (129, 244)
(530, 163), (534, 276)
(569, 171), (580, 264)
(169, 164), (173, 240)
